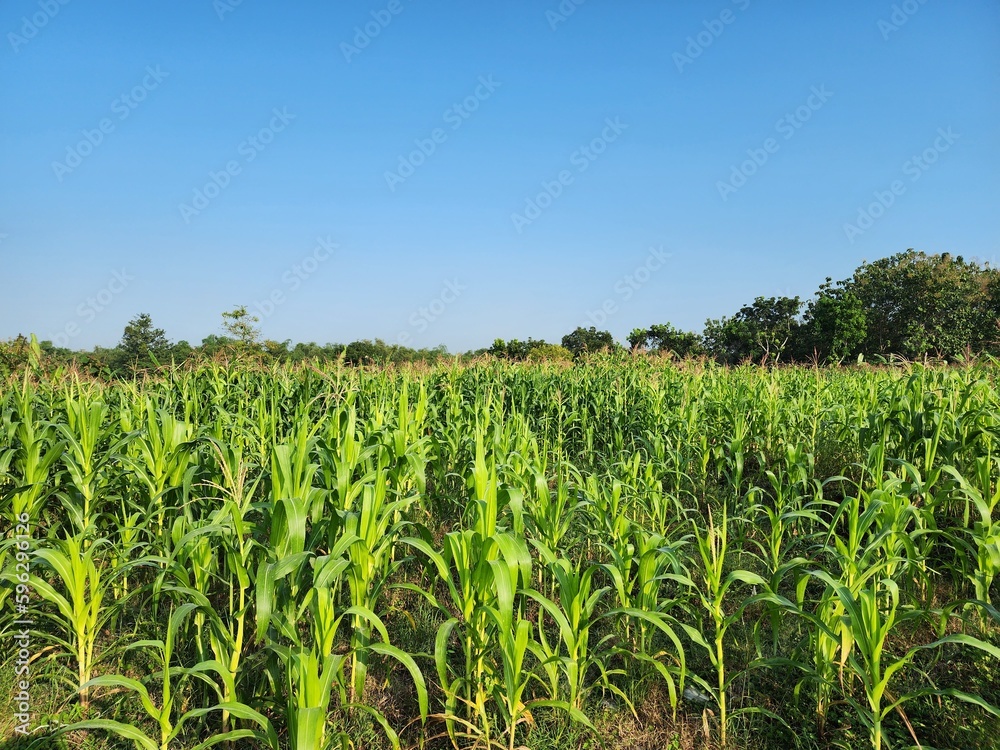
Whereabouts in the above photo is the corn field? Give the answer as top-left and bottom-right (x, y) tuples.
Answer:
(2, 359), (999, 750)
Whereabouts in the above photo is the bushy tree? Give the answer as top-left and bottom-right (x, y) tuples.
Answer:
(221, 306), (261, 350)
(561, 327), (615, 358)
(703, 296), (802, 364)
(262, 339), (291, 360)
(630, 323), (702, 357)
(199, 334), (236, 357)
(850, 251), (997, 359)
(488, 338), (548, 361)
(338, 339), (449, 366)
(627, 328), (649, 352)
(344, 339), (388, 366)
(288, 341), (327, 362)
(170, 340), (194, 362)
(116, 313), (171, 373)
(800, 279), (867, 362)
(0, 334), (32, 377)
(526, 343), (574, 362)
(984, 272), (1000, 353)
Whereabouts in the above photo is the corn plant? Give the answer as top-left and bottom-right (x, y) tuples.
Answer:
(945, 462), (1000, 602)
(259, 551), (427, 750)
(120, 400), (196, 541)
(54, 389), (113, 538)
(527, 553), (686, 717)
(809, 571), (1000, 750)
(339, 475), (416, 700)
(29, 535), (128, 711)
(675, 506), (772, 747)
(4, 356), (1000, 750)
(63, 602), (279, 750)
(4, 380), (63, 521)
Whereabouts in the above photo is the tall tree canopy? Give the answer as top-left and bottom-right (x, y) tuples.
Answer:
(849, 251), (997, 359)
(117, 313), (170, 372)
(703, 296), (802, 365)
(561, 327), (615, 358)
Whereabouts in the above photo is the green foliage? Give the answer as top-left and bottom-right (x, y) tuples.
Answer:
(561, 327), (616, 358)
(703, 296), (803, 364)
(9, 251), (1000, 377)
(488, 338), (549, 361)
(0, 335), (31, 377)
(197, 334), (236, 357)
(341, 338), (449, 366)
(801, 278), (867, 362)
(2, 360), (1000, 750)
(850, 250), (998, 359)
(220, 306), (261, 351)
(168, 339), (194, 364)
(343, 339), (386, 365)
(526, 343), (574, 362)
(629, 323), (702, 357)
(116, 313), (171, 374)
(627, 328), (648, 351)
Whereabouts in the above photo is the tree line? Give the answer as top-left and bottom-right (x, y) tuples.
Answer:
(696, 249), (999, 364)
(0, 307), (452, 378)
(3, 250), (998, 377)
(485, 250), (1000, 365)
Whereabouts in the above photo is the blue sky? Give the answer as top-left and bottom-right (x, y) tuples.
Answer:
(2, 0), (998, 352)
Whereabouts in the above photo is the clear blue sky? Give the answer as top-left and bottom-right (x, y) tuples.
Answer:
(2, 0), (998, 352)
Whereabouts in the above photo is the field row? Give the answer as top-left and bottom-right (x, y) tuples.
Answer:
(1, 362), (998, 749)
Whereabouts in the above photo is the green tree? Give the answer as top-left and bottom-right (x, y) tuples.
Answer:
(627, 328), (649, 352)
(850, 250), (997, 359)
(170, 340), (193, 363)
(344, 339), (388, 366)
(984, 271), (1000, 354)
(526, 343), (574, 362)
(199, 334), (236, 357)
(561, 327), (615, 358)
(116, 313), (170, 373)
(221, 306), (261, 351)
(289, 341), (326, 362)
(703, 296), (802, 364)
(487, 338), (548, 361)
(640, 323), (702, 358)
(262, 339), (291, 360)
(800, 278), (867, 362)
(0, 334), (31, 377)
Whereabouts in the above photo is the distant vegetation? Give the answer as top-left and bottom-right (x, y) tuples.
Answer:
(3, 250), (999, 378)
